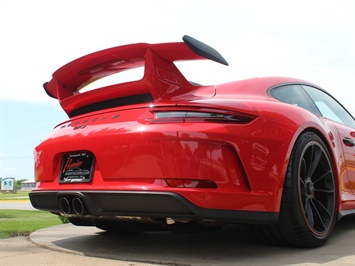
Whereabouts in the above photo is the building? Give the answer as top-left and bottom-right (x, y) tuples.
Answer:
(20, 180), (36, 191)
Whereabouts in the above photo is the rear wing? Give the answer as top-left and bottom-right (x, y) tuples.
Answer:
(44, 35), (228, 117)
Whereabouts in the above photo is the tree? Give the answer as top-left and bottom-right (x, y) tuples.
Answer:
(14, 179), (29, 190)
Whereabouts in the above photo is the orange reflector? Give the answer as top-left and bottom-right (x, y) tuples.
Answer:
(165, 179), (218, 188)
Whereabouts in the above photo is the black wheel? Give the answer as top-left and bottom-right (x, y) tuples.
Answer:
(258, 132), (337, 247)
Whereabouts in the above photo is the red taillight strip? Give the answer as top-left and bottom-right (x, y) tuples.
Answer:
(149, 108), (256, 124)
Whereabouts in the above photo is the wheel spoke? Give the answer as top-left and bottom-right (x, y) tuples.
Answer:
(304, 198), (314, 227)
(300, 158), (307, 180)
(314, 187), (334, 193)
(307, 145), (322, 178)
(312, 197), (332, 220)
(313, 170), (332, 185)
(309, 198), (328, 231)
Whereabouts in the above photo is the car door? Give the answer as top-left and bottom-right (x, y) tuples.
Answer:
(302, 85), (355, 195)
(332, 122), (355, 193)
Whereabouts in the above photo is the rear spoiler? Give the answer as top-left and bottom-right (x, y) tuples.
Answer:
(44, 35), (228, 116)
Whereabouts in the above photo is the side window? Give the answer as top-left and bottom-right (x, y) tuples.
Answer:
(302, 85), (355, 128)
(269, 85), (320, 115)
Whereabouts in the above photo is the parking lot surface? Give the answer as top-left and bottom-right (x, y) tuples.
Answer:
(1, 201), (355, 265)
(21, 217), (355, 265)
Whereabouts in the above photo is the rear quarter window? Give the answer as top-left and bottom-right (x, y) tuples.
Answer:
(269, 85), (320, 115)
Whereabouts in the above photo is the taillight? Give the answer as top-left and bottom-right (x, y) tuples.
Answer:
(149, 109), (255, 123)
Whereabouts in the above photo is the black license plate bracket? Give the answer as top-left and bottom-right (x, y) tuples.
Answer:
(59, 152), (95, 183)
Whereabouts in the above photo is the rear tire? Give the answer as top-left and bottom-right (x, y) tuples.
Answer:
(258, 132), (337, 247)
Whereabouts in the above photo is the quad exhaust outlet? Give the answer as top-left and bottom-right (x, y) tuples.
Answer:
(59, 196), (86, 215)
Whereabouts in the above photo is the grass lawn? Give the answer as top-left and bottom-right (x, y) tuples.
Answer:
(0, 210), (62, 239)
(0, 191), (30, 201)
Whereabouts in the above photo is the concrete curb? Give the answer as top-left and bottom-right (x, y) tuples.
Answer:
(30, 223), (100, 255)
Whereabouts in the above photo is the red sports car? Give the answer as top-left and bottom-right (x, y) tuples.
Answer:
(30, 36), (355, 248)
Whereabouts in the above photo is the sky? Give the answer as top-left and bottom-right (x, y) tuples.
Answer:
(0, 0), (354, 181)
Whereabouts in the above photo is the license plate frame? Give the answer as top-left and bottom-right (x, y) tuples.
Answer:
(59, 152), (95, 183)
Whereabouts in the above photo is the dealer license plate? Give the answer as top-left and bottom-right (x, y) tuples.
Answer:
(59, 152), (95, 183)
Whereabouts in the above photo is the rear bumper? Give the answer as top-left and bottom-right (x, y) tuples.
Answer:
(29, 190), (278, 224)
(34, 108), (298, 213)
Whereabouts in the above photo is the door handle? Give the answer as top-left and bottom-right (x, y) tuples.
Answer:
(343, 137), (355, 147)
